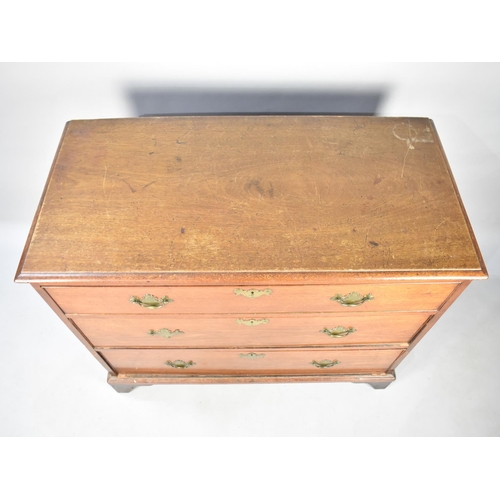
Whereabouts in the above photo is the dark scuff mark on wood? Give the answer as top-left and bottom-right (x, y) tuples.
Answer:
(121, 178), (136, 193)
(369, 241), (379, 247)
(142, 180), (157, 190)
(245, 178), (274, 198)
(245, 179), (265, 196)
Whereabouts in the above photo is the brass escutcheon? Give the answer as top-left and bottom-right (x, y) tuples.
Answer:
(331, 292), (374, 307)
(236, 318), (269, 327)
(165, 360), (195, 369)
(310, 359), (340, 369)
(321, 326), (356, 338)
(239, 352), (266, 359)
(234, 288), (272, 299)
(130, 294), (173, 309)
(148, 328), (184, 339)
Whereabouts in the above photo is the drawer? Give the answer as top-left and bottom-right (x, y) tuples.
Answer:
(102, 348), (405, 375)
(47, 283), (458, 314)
(75, 312), (430, 348)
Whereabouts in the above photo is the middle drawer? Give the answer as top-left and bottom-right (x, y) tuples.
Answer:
(71, 312), (430, 348)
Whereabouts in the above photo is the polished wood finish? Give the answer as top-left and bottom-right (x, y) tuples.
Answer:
(102, 348), (404, 375)
(46, 282), (457, 314)
(15, 117), (487, 391)
(72, 312), (430, 348)
(16, 117), (486, 283)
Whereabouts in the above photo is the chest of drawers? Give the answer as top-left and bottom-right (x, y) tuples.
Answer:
(15, 116), (487, 392)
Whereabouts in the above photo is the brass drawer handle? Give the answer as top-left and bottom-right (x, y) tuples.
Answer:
(310, 359), (340, 369)
(331, 292), (373, 307)
(234, 288), (272, 299)
(130, 294), (173, 309)
(148, 328), (184, 339)
(239, 352), (266, 359)
(321, 326), (356, 338)
(165, 359), (195, 369)
(236, 318), (269, 327)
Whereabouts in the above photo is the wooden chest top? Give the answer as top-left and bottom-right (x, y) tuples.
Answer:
(16, 116), (486, 284)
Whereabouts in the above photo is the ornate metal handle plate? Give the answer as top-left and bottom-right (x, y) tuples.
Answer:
(331, 292), (373, 307)
(148, 328), (184, 339)
(321, 326), (356, 338)
(239, 352), (266, 359)
(310, 359), (340, 368)
(236, 318), (269, 327)
(130, 294), (173, 309)
(165, 359), (195, 369)
(234, 288), (272, 299)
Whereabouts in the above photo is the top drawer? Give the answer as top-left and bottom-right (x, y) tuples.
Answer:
(46, 283), (458, 314)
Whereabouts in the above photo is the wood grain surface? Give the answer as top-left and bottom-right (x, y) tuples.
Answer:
(102, 347), (404, 375)
(73, 311), (430, 348)
(16, 116), (487, 283)
(46, 282), (457, 314)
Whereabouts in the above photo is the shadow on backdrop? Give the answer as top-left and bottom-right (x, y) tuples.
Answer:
(127, 88), (387, 116)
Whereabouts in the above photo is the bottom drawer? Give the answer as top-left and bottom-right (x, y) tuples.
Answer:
(102, 348), (404, 375)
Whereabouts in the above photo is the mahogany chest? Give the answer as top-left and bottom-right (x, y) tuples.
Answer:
(15, 116), (487, 392)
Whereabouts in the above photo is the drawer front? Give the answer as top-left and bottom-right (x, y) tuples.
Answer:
(47, 283), (457, 314)
(102, 348), (404, 375)
(75, 312), (430, 348)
